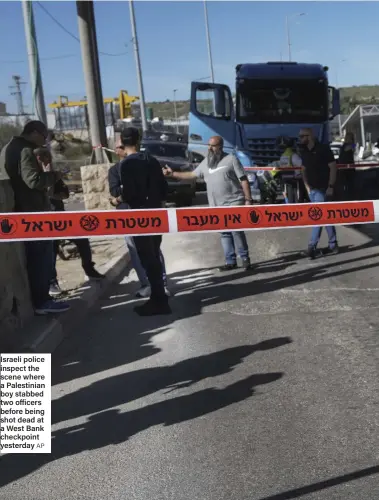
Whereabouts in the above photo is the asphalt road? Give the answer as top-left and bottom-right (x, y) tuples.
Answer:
(1, 195), (379, 500)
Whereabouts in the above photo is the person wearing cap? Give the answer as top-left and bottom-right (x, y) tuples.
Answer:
(0, 120), (70, 314)
(108, 143), (170, 299)
(108, 127), (171, 316)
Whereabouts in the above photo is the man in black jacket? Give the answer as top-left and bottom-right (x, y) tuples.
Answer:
(108, 127), (171, 316)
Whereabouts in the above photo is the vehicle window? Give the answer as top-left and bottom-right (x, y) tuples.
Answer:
(141, 143), (187, 158)
(238, 78), (328, 124)
(195, 88), (231, 119)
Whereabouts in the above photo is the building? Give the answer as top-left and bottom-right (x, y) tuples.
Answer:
(341, 104), (379, 146)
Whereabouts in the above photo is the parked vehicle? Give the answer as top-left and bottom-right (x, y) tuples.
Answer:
(188, 61), (340, 204)
(140, 139), (197, 206)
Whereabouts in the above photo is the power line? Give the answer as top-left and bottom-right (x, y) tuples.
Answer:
(35, 1), (128, 57)
(0, 54), (77, 64)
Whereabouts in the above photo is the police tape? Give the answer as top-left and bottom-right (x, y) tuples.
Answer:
(244, 162), (379, 172)
(0, 201), (377, 242)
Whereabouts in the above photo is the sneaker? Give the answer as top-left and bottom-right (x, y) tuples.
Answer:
(136, 285), (151, 298)
(218, 263), (238, 272)
(49, 281), (63, 297)
(323, 245), (339, 256)
(134, 300), (172, 316)
(242, 259), (254, 271)
(85, 268), (106, 280)
(302, 246), (323, 260)
(35, 300), (70, 315)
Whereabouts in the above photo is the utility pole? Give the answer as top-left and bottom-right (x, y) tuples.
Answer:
(285, 16), (291, 62)
(173, 89), (179, 133)
(129, 0), (148, 132)
(9, 75), (26, 116)
(285, 13), (306, 62)
(77, 1), (108, 163)
(203, 0), (215, 83)
(88, 2), (108, 148)
(22, 0), (47, 125)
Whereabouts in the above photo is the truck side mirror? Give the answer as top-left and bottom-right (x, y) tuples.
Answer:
(215, 88), (226, 116)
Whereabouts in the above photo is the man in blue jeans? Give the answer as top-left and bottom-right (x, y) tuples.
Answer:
(299, 128), (338, 259)
(163, 136), (254, 271)
(108, 145), (170, 299)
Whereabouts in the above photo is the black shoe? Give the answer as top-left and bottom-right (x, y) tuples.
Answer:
(219, 263), (237, 272)
(323, 245), (339, 256)
(242, 259), (254, 271)
(301, 246), (323, 260)
(134, 300), (172, 316)
(85, 268), (106, 280)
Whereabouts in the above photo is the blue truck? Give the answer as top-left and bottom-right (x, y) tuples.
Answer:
(188, 62), (340, 200)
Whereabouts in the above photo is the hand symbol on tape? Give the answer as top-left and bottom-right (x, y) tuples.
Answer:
(0, 218), (14, 234)
(249, 209), (261, 225)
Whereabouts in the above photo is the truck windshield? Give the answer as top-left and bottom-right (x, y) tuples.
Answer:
(237, 79), (328, 124)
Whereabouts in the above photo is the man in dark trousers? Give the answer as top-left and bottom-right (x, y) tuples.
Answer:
(111, 127), (171, 316)
(299, 127), (338, 259)
(34, 147), (105, 296)
(337, 132), (356, 201)
(0, 120), (70, 314)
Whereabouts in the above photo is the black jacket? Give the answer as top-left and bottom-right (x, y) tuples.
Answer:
(338, 144), (354, 165)
(50, 179), (70, 211)
(108, 153), (167, 209)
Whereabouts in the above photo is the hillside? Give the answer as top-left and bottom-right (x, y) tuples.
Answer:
(144, 85), (379, 119)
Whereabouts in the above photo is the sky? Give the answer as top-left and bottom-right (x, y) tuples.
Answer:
(0, 0), (378, 114)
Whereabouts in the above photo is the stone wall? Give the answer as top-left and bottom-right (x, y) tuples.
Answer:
(81, 163), (115, 210)
(0, 179), (33, 350)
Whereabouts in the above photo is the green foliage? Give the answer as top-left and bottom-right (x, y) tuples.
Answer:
(340, 86), (379, 114)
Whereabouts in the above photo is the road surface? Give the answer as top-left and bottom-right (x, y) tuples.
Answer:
(1, 198), (379, 499)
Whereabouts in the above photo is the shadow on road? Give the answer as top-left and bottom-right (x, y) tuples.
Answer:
(53, 238), (379, 387)
(52, 338), (291, 425)
(257, 464), (379, 499)
(0, 359), (284, 486)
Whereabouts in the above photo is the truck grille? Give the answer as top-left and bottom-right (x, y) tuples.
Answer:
(247, 138), (283, 165)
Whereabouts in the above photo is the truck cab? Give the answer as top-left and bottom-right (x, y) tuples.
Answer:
(188, 62), (340, 168)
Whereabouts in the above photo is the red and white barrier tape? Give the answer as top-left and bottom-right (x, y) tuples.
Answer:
(244, 163), (379, 172)
(0, 200), (378, 242)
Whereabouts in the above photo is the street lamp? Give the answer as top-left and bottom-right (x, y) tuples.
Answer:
(203, 0), (215, 83)
(285, 12), (306, 62)
(129, 0), (148, 132)
(173, 89), (179, 133)
(336, 58), (347, 138)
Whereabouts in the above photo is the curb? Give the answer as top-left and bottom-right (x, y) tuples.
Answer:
(21, 248), (130, 354)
